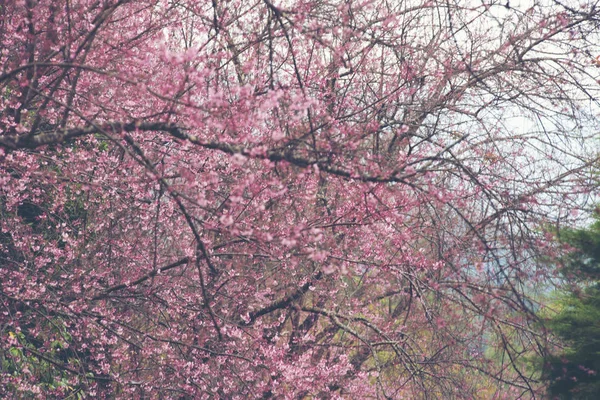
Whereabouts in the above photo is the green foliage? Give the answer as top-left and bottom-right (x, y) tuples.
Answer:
(557, 218), (600, 280)
(540, 219), (600, 399)
(1, 321), (84, 398)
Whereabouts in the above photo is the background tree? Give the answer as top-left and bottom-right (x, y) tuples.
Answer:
(1, 0), (600, 398)
(539, 218), (600, 399)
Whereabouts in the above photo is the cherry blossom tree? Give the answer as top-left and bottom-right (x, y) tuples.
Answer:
(1, 0), (600, 398)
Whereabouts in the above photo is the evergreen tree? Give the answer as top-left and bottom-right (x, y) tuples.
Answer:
(542, 219), (600, 399)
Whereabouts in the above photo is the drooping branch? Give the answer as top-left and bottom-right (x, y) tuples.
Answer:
(246, 272), (323, 324)
(91, 257), (190, 300)
(0, 121), (412, 183)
